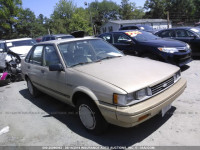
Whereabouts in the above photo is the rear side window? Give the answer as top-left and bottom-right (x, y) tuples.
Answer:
(100, 34), (112, 43)
(30, 46), (43, 65)
(159, 30), (175, 37)
(176, 30), (188, 37)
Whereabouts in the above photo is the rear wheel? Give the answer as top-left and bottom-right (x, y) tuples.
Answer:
(77, 97), (108, 134)
(27, 78), (39, 97)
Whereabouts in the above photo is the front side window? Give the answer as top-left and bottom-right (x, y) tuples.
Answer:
(113, 33), (131, 44)
(30, 46), (43, 65)
(58, 39), (123, 67)
(43, 45), (60, 67)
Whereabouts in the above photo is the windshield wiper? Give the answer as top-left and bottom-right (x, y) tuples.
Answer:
(98, 55), (122, 61)
(71, 61), (93, 67)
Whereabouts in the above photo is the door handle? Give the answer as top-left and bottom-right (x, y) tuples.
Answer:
(27, 66), (30, 69)
(41, 70), (45, 73)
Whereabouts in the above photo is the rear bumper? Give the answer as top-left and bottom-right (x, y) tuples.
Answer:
(98, 78), (187, 128)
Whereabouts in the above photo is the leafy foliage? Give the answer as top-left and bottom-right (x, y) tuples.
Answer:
(2, 0), (200, 39)
(0, 0), (22, 39)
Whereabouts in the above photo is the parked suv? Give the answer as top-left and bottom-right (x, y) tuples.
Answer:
(99, 30), (192, 67)
(41, 34), (74, 42)
(22, 37), (186, 134)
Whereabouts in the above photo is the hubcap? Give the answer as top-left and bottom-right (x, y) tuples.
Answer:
(79, 104), (96, 130)
(27, 80), (33, 95)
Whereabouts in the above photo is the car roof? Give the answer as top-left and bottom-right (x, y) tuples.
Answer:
(43, 34), (73, 37)
(37, 36), (100, 45)
(101, 29), (148, 34)
(160, 27), (199, 30)
(5, 38), (32, 42)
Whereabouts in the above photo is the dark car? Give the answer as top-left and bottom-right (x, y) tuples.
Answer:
(98, 30), (192, 67)
(41, 34), (74, 42)
(155, 27), (200, 56)
(119, 25), (157, 34)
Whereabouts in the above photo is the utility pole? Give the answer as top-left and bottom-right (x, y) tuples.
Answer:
(167, 11), (170, 29)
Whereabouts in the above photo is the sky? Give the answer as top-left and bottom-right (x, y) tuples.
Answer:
(22, 0), (146, 18)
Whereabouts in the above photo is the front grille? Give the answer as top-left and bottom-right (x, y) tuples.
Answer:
(151, 77), (174, 95)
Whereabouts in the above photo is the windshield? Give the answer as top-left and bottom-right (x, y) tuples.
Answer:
(139, 25), (153, 31)
(6, 39), (36, 48)
(190, 28), (200, 36)
(125, 31), (159, 42)
(58, 39), (123, 67)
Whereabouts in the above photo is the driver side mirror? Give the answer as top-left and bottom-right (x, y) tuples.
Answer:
(49, 63), (64, 71)
(124, 39), (134, 45)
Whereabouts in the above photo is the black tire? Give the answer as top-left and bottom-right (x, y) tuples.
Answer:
(27, 78), (39, 97)
(76, 97), (108, 135)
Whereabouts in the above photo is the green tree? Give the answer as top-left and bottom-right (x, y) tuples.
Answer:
(16, 8), (36, 37)
(89, 0), (120, 34)
(51, 0), (76, 34)
(120, 0), (135, 19)
(144, 0), (167, 19)
(69, 8), (92, 35)
(0, 0), (22, 39)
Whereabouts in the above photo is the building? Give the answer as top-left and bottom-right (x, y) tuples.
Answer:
(100, 19), (172, 33)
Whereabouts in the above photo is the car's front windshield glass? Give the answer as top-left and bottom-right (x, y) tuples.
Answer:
(58, 39), (123, 67)
(6, 39), (36, 48)
(125, 31), (159, 42)
(190, 28), (200, 36)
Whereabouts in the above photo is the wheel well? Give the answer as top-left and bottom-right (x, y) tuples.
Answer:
(24, 75), (29, 81)
(72, 91), (94, 106)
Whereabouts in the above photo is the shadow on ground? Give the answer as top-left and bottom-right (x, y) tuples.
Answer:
(19, 89), (176, 147)
(180, 65), (190, 72)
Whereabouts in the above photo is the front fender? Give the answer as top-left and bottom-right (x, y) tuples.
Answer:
(71, 86), (98, 106)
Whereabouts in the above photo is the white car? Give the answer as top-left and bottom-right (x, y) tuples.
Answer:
(0, 38), (36, 81)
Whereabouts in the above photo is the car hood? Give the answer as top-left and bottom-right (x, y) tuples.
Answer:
(73, 56), (179, 93)
(9, 46), (32, 55)
(140, 38), (186, 47)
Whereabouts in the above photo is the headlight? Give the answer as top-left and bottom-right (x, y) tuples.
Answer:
(173, 70), (181, 82)
(113, 88), (152, 106)
(186, 44), (190, 50)
(158, 47), (179, 53)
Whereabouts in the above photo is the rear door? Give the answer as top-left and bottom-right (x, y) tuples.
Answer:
(28, 45), (45, 87)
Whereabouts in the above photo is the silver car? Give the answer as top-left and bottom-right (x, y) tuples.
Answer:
(22, 37), (187, 134)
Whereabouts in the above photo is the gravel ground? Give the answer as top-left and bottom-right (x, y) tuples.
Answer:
(0, 60), (200, 148)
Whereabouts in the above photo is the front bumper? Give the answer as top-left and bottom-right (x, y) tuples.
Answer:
(97, 78), (187, 128)
(163, 52), (192, 67)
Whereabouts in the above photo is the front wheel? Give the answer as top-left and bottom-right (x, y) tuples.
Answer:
(77, 97), (108, 134)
